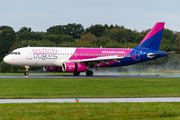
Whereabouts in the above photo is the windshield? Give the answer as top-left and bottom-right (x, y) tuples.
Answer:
(10, 52), (21, 55)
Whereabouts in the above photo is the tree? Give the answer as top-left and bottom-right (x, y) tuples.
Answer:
(90, 36), (114, 47)
(159, 38), (176, 51)
(16, 27), (31, 35)
(44, 34), (75, 44)
(80, 32), (96, 42)
(65, 23), (84, 39)
(104, 27), (126, 43)
(47, 23), (84, 39)
(17, 31), (44, 42)
(134, 35), (145, 43)
(0, 26), (16, 61)
(85, 25), (106, 37)
(174, 36), (180, 53)
(162, 29), (176, 42)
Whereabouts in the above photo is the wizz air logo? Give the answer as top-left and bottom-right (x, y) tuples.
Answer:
(32, 49), (58, 60)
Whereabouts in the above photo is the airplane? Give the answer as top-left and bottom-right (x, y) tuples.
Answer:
(3, 22), (174, 76)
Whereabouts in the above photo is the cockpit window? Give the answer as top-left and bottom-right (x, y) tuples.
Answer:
(10, 52), (21, 55)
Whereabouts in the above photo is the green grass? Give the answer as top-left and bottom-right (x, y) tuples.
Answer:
(0, 103), (180, 119)
(0, 78), (180, 98)
(0, 78), (180, 119)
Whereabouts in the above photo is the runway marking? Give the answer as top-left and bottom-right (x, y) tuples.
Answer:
(1, 98), (180, 103)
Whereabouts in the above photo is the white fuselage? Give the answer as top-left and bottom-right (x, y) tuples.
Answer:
(3, 47), (76, 67)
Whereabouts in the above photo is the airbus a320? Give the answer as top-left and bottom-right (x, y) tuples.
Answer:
(3, 22), (173, 76)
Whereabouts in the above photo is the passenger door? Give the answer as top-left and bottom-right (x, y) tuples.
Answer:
(27, 48), (32, 60)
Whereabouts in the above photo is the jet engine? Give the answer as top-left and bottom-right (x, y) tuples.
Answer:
(62, 62), (87, 72)
(43, 67), (63, 72)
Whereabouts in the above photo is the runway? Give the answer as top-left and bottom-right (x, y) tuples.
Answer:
(1, 98), (180, 103)
(1, 75), (180, 78)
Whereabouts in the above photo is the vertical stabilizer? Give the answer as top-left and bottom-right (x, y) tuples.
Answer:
(135, 22), (165, 50)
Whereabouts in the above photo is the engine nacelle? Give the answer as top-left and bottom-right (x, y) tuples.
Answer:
(62, 62), (87, 72)
(43, 67), (63, 72)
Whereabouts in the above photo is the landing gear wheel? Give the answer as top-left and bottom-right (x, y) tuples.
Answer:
(73, 72), (80, 76)
(86, 71), (93, 76)
(24, 72), (29, 76)
(24, 66), (29, 76)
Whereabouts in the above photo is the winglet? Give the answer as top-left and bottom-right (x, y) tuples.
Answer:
(135, 22), (165, 50)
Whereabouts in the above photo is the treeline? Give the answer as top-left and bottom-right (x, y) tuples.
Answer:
(0, 23), (180, 72)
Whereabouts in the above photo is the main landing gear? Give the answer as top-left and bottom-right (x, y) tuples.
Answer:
(73, 72), (80, 76)
(73, 70), (94, 76)
(24, 66), (29, 76)
(86, 70), (93, 76)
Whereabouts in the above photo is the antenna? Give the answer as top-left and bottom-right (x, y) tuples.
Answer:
(28, 45), (30, 47)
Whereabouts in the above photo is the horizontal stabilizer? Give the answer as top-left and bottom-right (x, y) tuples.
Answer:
(147, 51), (175, 58)
(166, 51), (175, 54)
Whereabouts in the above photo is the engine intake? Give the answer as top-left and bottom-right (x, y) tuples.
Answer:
(62, 62), (87, 72)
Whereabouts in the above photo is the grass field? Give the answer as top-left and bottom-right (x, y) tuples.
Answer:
(0, 78), (179, 98)
(0, 102), (180, 119)
(0, 77), (180, 119)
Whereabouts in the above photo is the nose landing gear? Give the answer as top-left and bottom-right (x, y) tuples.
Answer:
(24, 66), (29, 76)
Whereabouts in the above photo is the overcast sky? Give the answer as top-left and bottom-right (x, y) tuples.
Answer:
(1, 0), (180, 32)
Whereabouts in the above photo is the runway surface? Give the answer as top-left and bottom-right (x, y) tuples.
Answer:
(1, 75), (180, 78)
(1, 98), (180, 103)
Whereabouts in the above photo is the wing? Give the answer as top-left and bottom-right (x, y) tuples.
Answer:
(66, 56), (128, 66)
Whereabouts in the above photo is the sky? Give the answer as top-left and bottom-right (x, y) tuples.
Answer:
(1, 0), (180, 32)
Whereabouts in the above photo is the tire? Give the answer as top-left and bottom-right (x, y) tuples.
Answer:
(73, 72), (80, 76)
(86, 71), (93, 76)
(24, 72), (29, 76)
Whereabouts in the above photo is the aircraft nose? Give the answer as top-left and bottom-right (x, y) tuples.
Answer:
(3, 56), (11, 64)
